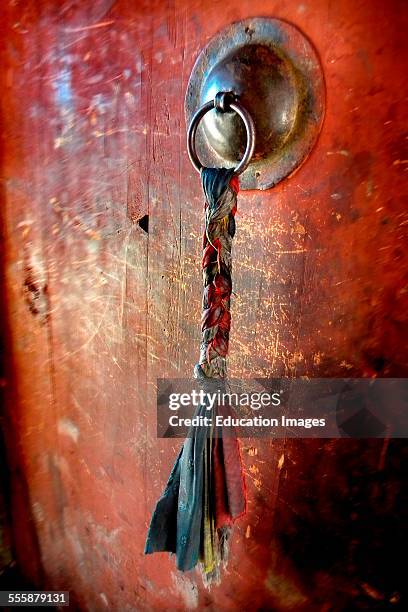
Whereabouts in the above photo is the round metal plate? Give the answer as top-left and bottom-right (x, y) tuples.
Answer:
(185, 18), (325, 190)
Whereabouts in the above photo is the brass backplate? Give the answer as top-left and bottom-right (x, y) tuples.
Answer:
(185, 18), (325, 190)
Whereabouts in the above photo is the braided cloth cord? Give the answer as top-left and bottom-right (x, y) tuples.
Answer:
(198, 167), (238, 379)
(195, 168), (243, 582)
(145, 168), (246, 585)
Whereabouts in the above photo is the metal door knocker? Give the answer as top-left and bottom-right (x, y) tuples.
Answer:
(185, 17), (325, 190)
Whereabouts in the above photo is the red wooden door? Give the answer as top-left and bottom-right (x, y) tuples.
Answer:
(1, 0), (406, 609)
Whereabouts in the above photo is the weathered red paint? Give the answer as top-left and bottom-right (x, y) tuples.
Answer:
(1, 0), (407, 609)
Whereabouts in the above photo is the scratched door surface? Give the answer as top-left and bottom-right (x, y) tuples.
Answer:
(1, 0), (407, 610)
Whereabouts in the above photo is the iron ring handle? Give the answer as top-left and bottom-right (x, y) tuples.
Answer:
(187, 95), (256, 176)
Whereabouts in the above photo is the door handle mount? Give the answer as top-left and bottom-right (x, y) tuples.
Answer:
(185, 18), (325, 190)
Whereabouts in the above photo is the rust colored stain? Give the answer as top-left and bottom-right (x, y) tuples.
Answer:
(1, 0), (407, 610)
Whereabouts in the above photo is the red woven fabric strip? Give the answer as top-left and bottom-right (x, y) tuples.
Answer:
(212, 435), (233, 530)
